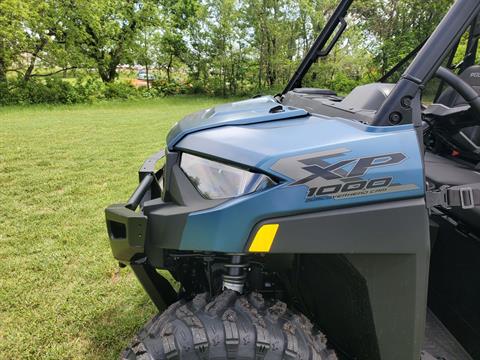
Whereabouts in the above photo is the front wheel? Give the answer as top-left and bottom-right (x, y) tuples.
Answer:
(122, 290), (337, 359)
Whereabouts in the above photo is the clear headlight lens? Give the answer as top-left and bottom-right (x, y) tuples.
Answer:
(180, 153), (276, 199)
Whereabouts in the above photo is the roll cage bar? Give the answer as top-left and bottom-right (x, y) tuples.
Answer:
(283, 0), (480, 126)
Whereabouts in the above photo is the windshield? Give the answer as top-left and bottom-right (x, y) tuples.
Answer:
(289, 0), (453, 95)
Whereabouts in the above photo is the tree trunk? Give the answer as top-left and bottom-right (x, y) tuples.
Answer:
(222, 64), (226, 97)
(97, 54), (120, 83)
(146, 63), (150, 90)
(107, 58), (119, 82)
(231, 61), (236, 95)
(0, 41), (7, 83)
(258, 44), (263, 89)
(0, 58), (6, 83)
(23, 37), (48, 82)
(167, 54), (173, 83)
(98, 64), (110, 83)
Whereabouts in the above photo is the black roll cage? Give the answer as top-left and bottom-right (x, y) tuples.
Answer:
(283, 0), (480, 126)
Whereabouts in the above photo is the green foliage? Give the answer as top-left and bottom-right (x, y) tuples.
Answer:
(103, 82), (138, 100)
(0, 0), (73, 82)
(150, 79), (189, 95)
(75, 77), (108, 101)
(62, 0), (161, 83)
(353, 0), (454, 75)
(1, 78), (77, 105)
(37, 79), (82, 104)
(0, 0), (460, 103)
(0, 78), (194, 105)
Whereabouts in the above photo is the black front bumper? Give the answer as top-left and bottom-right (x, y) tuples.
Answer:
(105, 150), (165, 264)
(105, 150), (178, 309)
(105, 204), (147, 263)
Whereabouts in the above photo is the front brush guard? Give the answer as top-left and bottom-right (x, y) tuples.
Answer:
(105, 150), (177, 309)
(105, 150), (164, 264)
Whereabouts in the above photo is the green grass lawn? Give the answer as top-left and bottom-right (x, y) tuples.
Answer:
(0, 96), (234, 359)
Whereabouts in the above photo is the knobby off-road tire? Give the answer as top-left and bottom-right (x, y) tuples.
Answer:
(121, 290), (336, 360)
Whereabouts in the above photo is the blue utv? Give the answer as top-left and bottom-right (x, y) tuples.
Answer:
(105, 0), (480, 358)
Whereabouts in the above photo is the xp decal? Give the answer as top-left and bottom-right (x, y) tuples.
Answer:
(271, 148), (419, 201)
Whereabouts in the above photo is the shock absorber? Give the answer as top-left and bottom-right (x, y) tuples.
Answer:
(223, 253), (248, 293)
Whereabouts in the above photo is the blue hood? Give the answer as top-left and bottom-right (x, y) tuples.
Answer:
(166, 96), (308, 149)
(165, 97), (425, 253)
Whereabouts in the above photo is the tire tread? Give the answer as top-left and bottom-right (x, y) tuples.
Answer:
(121, 291), (336, 360)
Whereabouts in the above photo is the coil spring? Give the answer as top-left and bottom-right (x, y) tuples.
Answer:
(222, 254), (248, 293)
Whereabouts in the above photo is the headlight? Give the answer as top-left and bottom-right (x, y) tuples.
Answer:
(180, 153), (276, 199)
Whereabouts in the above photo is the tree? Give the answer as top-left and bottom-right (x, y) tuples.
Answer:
(149, 29), (187, 83)
(0, 0), (71, 83)
(64, 0), (159, 83)
(204, 0), (244, 95)
(150, 0), (199, 83)
(0, 0), (460, 97)
(0, 0), (27, 82)
(353, 0), (454, 76)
